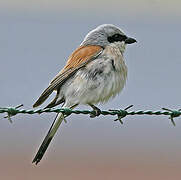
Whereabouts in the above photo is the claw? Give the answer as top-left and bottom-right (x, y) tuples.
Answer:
(89, 104), (101, 118)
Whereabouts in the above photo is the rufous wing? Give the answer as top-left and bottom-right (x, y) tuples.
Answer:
(33, 45), (103, 108)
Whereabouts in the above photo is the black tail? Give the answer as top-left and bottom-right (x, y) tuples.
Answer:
(32, 114), (58, 165)
(32, 105), (77, 165)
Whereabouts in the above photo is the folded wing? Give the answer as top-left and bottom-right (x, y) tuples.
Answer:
(33, 45), (103, 108)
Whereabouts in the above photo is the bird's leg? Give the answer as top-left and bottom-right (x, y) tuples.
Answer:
(89, 104), (101, 118)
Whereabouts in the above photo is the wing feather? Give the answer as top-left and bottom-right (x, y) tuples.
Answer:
(33, 45), (103, 108)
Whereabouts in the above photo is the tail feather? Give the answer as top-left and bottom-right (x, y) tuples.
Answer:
(32, 113), (64, 165)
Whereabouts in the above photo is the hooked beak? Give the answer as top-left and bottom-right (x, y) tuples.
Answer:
(125, 37), (137, 44)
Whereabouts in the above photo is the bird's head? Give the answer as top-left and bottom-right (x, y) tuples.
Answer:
(81, 24), (136, 54)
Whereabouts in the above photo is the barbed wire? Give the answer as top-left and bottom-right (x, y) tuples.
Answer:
(0, 104), (181, 126)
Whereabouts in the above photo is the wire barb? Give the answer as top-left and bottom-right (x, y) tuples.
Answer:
(162, 108), (181, 126)
(3, 104), (24, 123)
(109, 105), (133, 124)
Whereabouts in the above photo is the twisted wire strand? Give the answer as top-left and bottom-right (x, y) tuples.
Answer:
(0, 104), (180, 125)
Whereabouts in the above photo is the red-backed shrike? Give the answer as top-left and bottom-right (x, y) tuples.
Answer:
(32, 24), (136, 164)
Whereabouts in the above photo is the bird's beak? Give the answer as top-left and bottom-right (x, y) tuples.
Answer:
(125, 37), (137, 44)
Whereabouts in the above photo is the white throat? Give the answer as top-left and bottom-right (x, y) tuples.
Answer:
(113, 41), (126, 54)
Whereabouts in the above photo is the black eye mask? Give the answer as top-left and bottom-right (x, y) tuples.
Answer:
(107, 34), (127, 43)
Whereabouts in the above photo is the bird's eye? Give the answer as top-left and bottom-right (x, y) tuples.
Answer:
(107, 34), (127, 43)
(113, 34), (120, 39)
(114, 34), (119, 39)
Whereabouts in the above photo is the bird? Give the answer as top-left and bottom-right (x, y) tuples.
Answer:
(32, 24), (136, 165)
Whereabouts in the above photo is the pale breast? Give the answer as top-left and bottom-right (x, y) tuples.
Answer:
(61, 43), (128, 106)
(96, 43), (128, 103)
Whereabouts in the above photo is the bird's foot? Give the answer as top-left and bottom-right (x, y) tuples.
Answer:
(89, 104), (101, 118)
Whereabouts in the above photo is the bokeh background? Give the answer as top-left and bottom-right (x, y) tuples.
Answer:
(0, 0), (181, 179)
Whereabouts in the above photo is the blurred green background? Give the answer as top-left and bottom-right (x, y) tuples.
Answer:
(0, 0), (181, 179)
